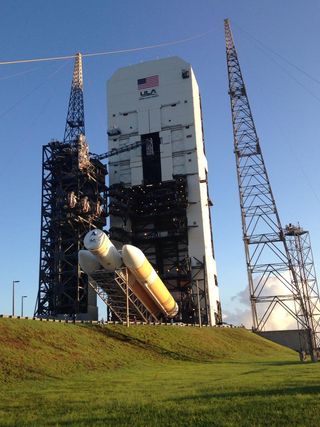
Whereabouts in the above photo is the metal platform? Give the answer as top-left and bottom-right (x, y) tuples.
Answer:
(89, 267), (160, 323)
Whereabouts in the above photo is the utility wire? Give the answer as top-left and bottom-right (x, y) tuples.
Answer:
(232, 22), (320, 206)
(0, 67), (38, 80)
(272, 109), (320, 207)
(233, 21), (320, 86)
(232, 22), (320, 103)
(247, 41), (320, 104)
(0, 60), (70, 119)
(0, 30), (213, 66)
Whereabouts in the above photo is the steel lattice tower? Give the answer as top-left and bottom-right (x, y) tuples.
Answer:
(35, 54), (107, 319)
(224, 19), (319, 358)
(64, 53), (85, 143)
(285, 224), (320, 355)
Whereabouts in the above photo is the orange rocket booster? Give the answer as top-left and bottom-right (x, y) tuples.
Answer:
(126, 271), (162, 318)
(122, 244), (179, 318)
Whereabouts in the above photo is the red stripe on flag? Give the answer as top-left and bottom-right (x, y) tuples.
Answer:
(138, 75), (159, 89)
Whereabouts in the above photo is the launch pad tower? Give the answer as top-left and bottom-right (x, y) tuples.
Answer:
(35, 54), (107, 319)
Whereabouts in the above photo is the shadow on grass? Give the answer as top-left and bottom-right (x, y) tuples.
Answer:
(238, 361), (306, 375)
(80, 324), (299, 366)
(258, 360), (306, 366)
(1, 366), (62, 384)
(170, 384), (320, 403)
(87, 326), (201, 362)
(216, 359), (302, 367)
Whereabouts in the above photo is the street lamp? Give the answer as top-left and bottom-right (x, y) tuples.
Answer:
(21, 296), (27, 317)
(12, 280), (20, 316)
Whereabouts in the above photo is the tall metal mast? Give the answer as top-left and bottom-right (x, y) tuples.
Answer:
(64, 52), (85, 143)
(224, 19), (319, 358)
(36, 53), (107, 319)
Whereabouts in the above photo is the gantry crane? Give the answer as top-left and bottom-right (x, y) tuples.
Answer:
(224, 19), (319, 360)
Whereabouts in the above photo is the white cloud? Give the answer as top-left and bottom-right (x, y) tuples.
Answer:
(225, 275), (298, 331)
(222, 307), (252, 328)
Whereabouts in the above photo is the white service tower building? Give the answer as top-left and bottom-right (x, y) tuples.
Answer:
(107, 57), (221, 325)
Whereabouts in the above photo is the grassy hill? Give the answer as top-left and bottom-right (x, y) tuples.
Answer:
(0, 319), (319, 426)
(0, 318), (292, 383)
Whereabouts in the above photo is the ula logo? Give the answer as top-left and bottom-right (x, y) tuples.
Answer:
(139, 89), (158, 99)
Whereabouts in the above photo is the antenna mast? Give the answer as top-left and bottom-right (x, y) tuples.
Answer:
(64, 52), (85, 143)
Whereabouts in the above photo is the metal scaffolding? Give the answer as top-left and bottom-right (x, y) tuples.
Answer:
(35, 137), (107, 317)
(285, 224), (320, 358)
(89, 268), (160, 323)
(35, 53), (107, 318)
(224, 19), (319, 359)
(108, 176), (211, 324)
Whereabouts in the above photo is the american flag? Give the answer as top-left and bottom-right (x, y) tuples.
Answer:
(137, 75), (159, 90)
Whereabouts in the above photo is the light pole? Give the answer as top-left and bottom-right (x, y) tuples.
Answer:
(21, 296), (27, 317)
(12, 280), (20, 316)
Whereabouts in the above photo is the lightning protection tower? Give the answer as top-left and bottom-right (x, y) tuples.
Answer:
(224, 19), (319, 360)
(35, 53), (107, 320)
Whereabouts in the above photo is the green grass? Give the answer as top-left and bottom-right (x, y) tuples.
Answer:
(0, 319), (319, 426)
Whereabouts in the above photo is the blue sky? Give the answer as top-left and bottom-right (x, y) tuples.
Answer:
(1, 0), (320, 321)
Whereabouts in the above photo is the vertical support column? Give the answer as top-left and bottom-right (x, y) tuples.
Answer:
(196, 280), (202, 328)
(126, 268), (130, 327)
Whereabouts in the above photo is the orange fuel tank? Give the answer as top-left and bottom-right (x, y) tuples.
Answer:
(122, 244), (178, 318)
(126, 271), (161, 319)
